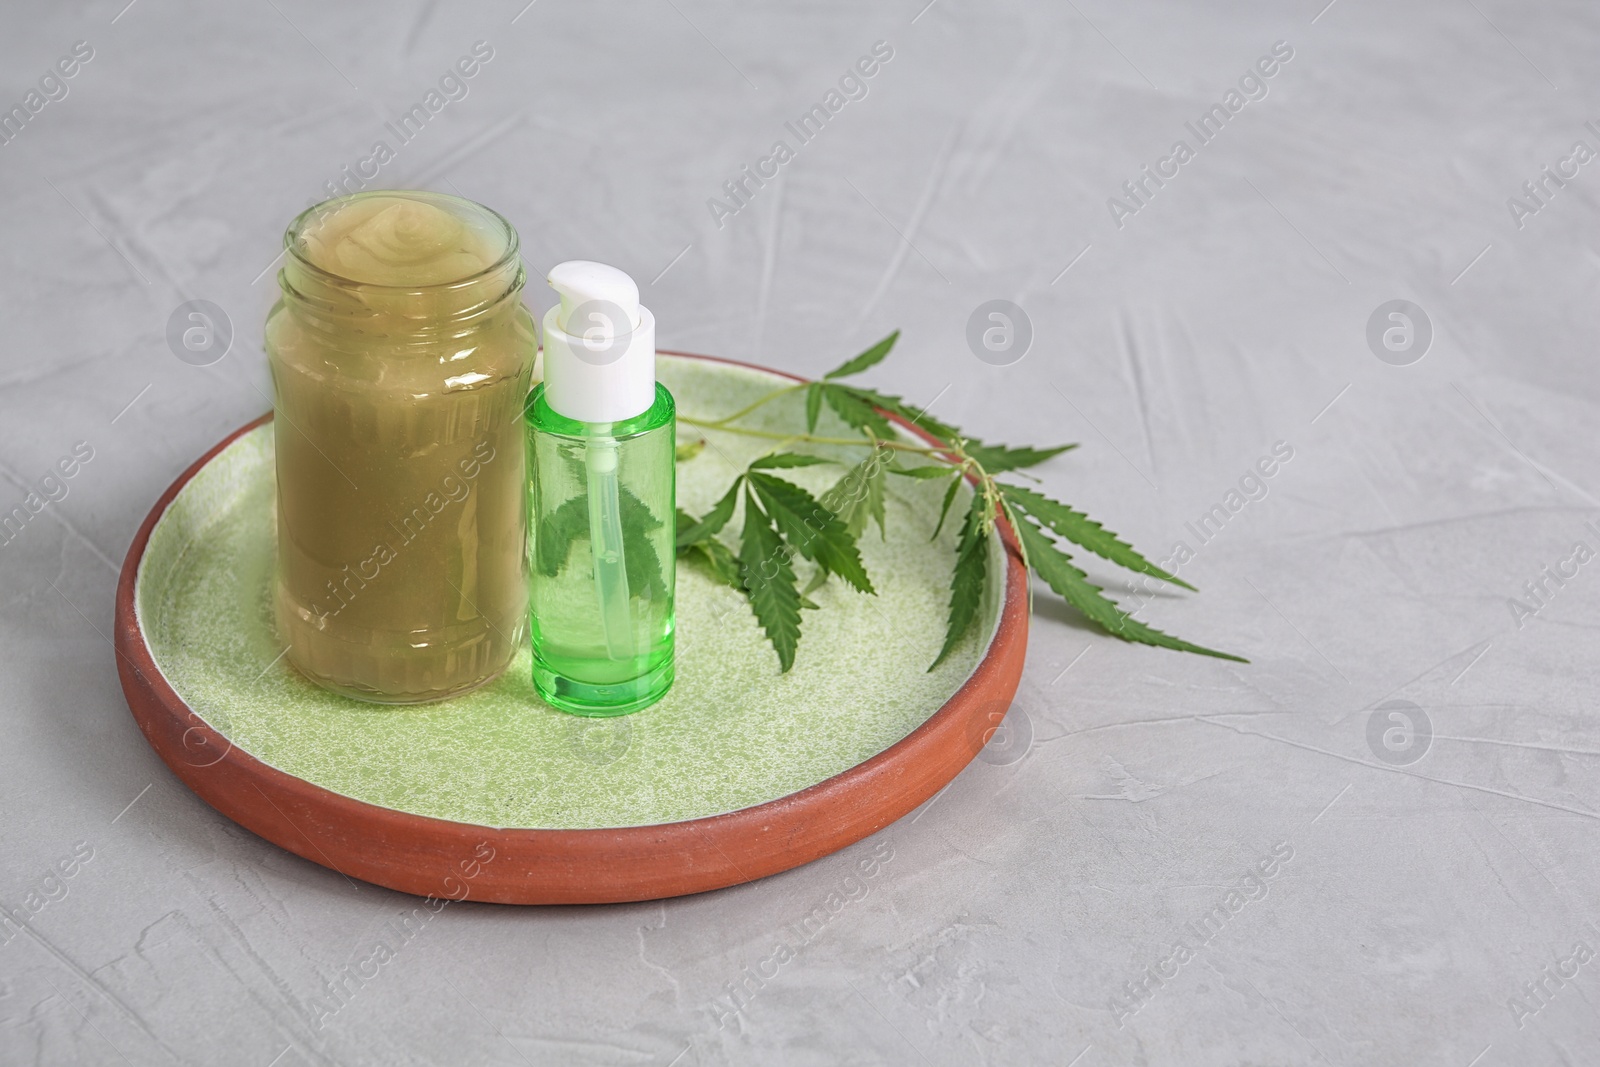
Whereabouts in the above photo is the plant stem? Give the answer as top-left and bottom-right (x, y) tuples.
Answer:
(688, 383), (805, 428)
(678, 417), (948, 456)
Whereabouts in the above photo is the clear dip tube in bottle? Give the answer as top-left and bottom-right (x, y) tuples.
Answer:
(267, 190), (536, 703)
(526, 261), (675, 715)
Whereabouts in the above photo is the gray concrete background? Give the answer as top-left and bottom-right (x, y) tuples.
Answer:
(3, 0), (1599, 1063)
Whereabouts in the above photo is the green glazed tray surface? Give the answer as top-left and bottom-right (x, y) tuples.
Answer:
(136, 356), (1005, 830)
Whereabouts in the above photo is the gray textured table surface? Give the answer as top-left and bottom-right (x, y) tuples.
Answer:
(4, 1), (1599, 1064)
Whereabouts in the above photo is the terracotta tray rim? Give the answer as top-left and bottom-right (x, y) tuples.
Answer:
(113, 351), (1030, 904)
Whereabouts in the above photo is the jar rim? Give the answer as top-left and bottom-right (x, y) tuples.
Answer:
(282, 189), (523, 295)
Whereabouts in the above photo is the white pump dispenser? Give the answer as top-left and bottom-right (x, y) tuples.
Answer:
(538, 260), (661, 662)
(527, 258), (677, 712)
(541, 260), (657, 424)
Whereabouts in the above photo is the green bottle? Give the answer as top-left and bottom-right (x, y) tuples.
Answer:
(526, 261), (675, 715)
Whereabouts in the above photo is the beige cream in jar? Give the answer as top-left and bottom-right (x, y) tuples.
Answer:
(266, 190), (536, 703)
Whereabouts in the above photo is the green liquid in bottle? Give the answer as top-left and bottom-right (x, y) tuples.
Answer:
(525, 382), (676, 715)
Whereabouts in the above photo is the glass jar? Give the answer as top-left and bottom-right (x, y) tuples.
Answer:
(266, 190), (536, 703)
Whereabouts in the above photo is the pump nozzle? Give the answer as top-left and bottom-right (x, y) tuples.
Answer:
(541, 261), (656, 425)
(548, 260), (641, 335)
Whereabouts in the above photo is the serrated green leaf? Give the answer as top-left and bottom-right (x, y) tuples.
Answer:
(676, 478), (741, 548)
(675, 439), (706, 463)
(750, 452), (831, 470)
(622, 488), (663, 534)
(747, 471), (875, 595)
(537, 488), (665, 601)
(821, 384), (895, 440)
(688, 538), (742, 589)
(823, 330), (899, 380)
(966, 442), (1076, 473)
(1000, 483), (1195, 591)
(739, 488), (803, 672)
(1015, 517), (1245, 662)
(864, 460), (887, 539)
(672, 328), (1239, 668)
(931, 473), (962, 541)
(930, 491), (989, 670)
(620, 488), (668, 602)
(836, 390), (1064, 469)
(890, 463), (958, 479)
(534, 496), (590, 577)
(676, 500), (741, 589)
(842, 385), (962, 445)
(825, 447), (890, 540)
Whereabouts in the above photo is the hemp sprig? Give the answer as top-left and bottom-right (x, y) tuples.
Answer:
(676, 331), (1245, 672)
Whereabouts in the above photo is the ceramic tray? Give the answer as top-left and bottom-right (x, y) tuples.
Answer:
(114, 353), (1028, 904)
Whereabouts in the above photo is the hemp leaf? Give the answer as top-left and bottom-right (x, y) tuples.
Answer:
(823, 329), (900, 380)
(677, 479), (740, 548)
(930, 489), (990, 670)
(738, 487), (803, 672)
(931, 473), (962, 540)
(820, 385), (894, 439)
(749, 452), (832, 470)
(838, 383), (963, 445)
(677, 330), (1244, 671)
(534, 495), (589, 577)
(620, 490), (668, 602)
(805, 383), (824, 433)
(677, 506), (741, 589)
(837, 379), (1077, 481)
(677, 457), (877, 670)
(536, 489), (666, 601)
(889, 464), (957, 480)
(826, 447), (889, 539)
(966, 442), (1077, 473)
(747, 471), (874, 595)
(1013, 516), (1243, 662)
(1000, 483), (1195, 591)
(683, 535), (742, 590)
